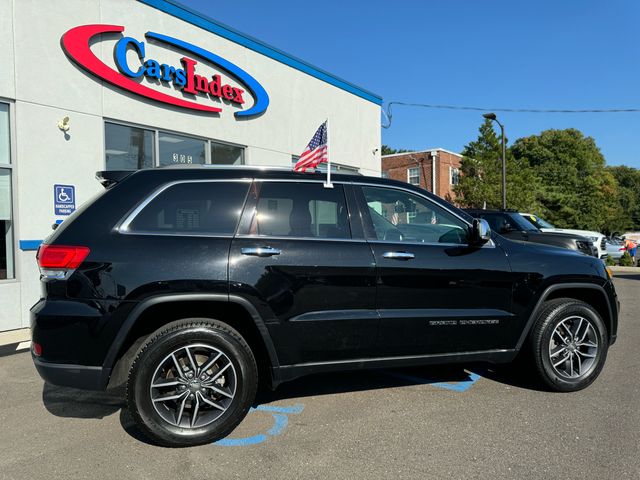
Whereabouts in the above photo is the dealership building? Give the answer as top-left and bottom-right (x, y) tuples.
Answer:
(0, 0), (383, 332)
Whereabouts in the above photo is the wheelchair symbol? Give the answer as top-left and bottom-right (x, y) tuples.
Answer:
(214, 403), (304, 447)
(57, 188), (71, 203)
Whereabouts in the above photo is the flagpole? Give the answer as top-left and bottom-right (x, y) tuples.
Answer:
(324, 118), (333, 188)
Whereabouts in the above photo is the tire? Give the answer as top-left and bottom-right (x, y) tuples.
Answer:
(126, 318), (258, 447)
(529, 298), (608, 392)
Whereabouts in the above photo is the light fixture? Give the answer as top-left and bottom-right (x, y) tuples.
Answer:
(57, 116), (70, 132)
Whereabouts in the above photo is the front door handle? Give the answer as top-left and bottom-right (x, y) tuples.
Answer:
(241, 246), (281, 257)
(382, 251), (415, 260)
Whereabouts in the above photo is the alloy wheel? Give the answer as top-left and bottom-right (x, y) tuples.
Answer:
(149, 343), (237, 429)
(548, 315), (599, 379)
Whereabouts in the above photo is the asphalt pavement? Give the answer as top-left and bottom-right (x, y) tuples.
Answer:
(1, 275), (639, 480)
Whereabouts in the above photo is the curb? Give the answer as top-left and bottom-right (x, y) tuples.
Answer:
(610, 266), (640, 274)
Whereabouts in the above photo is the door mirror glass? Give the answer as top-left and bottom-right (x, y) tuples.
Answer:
(471, 218), (491, 244)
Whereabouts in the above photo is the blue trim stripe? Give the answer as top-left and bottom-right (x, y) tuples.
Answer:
(19, 240), (42, 251)
(137, 0), (383, 106)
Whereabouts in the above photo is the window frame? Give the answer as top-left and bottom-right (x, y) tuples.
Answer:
(450, 166), (460, 185)
(0, 99), (17, 283)
(116, 179), (252, 238)
(407, 167), (420, 186)
(352, 182), (491, 248)
(104, 119), (246, 169)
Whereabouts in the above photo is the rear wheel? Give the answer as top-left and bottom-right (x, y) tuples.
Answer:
(126, 318), (257, 447)
(529, 298), (608, 392)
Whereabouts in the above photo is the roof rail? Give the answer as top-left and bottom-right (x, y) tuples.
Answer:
(159, 164), (293, 171)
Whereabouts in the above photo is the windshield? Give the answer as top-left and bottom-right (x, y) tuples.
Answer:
(522, 213), (555, 229)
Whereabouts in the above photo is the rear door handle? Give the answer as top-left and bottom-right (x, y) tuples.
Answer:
(241, 246), (281, 257)
(382, 251), (415, 260)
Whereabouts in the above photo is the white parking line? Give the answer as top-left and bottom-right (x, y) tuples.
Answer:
(16, 341), (31, 351)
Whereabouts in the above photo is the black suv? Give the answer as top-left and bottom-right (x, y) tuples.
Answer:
(464, 209), (598, 257)
(31, 167), (618, 447)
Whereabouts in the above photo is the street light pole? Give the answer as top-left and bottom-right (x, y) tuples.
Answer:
(483, 113), (507, 210)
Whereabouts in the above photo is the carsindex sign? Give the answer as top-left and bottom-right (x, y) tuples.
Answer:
(61, 24), (270, 118)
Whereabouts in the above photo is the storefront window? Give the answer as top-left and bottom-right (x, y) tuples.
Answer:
(211, 141), (243, 165)
(105, 122), (154, 170)
(0, 103), (13, 280)
(159, 132), (206, 166)
(0, 104), (9, 166)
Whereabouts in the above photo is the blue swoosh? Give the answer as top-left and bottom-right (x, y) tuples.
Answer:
(146, 31), (270, 117)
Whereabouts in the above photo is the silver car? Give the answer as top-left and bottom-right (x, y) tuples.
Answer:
(605, 239), (627, 261)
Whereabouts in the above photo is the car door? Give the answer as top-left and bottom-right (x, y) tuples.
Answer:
(355, 184), (516, 357)
(229, 180), (378, 366)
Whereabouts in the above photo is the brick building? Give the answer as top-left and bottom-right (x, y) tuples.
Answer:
(381, 149), (462, 202)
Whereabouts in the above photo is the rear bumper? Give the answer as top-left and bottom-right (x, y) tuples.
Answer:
(32, 356), (108, 390)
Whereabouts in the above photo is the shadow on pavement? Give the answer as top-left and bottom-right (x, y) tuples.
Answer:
(257, 364), (482, 404)
(41, 361), (546, 444)
(42, 383), (125, 419)
(613, 273), (640, 281)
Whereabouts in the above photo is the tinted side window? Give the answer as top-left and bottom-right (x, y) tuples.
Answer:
(249, 182), (350, 239)
(128, 181), (248, 235)
(361, 186), (468, 244)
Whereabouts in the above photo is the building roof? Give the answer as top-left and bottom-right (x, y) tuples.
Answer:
(382, 148), (462, 158)
(138, 0), (383, 106)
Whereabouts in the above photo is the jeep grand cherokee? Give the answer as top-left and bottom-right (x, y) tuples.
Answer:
(31, 166), (619, 447)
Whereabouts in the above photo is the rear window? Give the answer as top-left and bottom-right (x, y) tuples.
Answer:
(126, 181), (249, 235)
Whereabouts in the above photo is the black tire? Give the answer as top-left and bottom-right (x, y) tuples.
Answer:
(529, 298), (608, 392)
(126, 318), (258, 447)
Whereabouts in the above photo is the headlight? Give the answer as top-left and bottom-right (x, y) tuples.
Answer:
(605, 266), (613, 280)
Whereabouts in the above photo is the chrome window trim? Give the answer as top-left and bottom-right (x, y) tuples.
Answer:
(116, 178), (252, 235)
(235, 235), (367, 244)
(116, 176), (493, 247)
(368, 239), (495, 249)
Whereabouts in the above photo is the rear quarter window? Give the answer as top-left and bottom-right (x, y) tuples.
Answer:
(125, 181), (249, 236)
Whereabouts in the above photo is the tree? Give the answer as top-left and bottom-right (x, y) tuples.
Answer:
(381, 144), (411, 156)
(511, 129), (621, 232)
(607, 165), (640, 232)
(454, 119), (539, 211)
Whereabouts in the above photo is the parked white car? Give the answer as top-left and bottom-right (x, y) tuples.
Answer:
(520, 213), (607, 259)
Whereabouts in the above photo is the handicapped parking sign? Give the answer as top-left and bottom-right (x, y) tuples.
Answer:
(54, 184), (76, 215)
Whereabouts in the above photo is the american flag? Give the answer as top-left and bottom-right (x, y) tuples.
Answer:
(294, 121), (328, 172)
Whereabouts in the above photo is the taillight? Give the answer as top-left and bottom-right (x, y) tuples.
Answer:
(36, 245), (90, 278)
(32, 342), (42, 357)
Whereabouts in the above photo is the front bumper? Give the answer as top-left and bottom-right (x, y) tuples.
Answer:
(32, 356), (108, 390)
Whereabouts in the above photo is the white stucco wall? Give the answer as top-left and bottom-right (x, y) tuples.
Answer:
(0, 0), (382, 331)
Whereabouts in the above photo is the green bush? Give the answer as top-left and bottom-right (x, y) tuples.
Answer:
(605, 255), (617, 266)
(619, 251), (634, 267)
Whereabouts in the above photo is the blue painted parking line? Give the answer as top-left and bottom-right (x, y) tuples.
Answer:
(214, 403), (304, 447)
(382, 370), (482, 392)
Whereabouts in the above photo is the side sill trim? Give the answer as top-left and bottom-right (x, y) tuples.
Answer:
(273, 349), (516, 385)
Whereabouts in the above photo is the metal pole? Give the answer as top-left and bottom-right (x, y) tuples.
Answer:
(500, 122), (506, 210)
(324, 118), (333, 188)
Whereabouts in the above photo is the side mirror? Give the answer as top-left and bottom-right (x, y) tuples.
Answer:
(470, 218), (491, 245)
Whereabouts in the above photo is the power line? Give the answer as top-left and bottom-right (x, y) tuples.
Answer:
(382, 101), (640, 128)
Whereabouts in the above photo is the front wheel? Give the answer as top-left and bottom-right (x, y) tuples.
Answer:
(126, 318), (258, 447)
(529, 298), (608, 392)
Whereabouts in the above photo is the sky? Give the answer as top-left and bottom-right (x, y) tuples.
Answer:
(186, 0), (640, 167)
